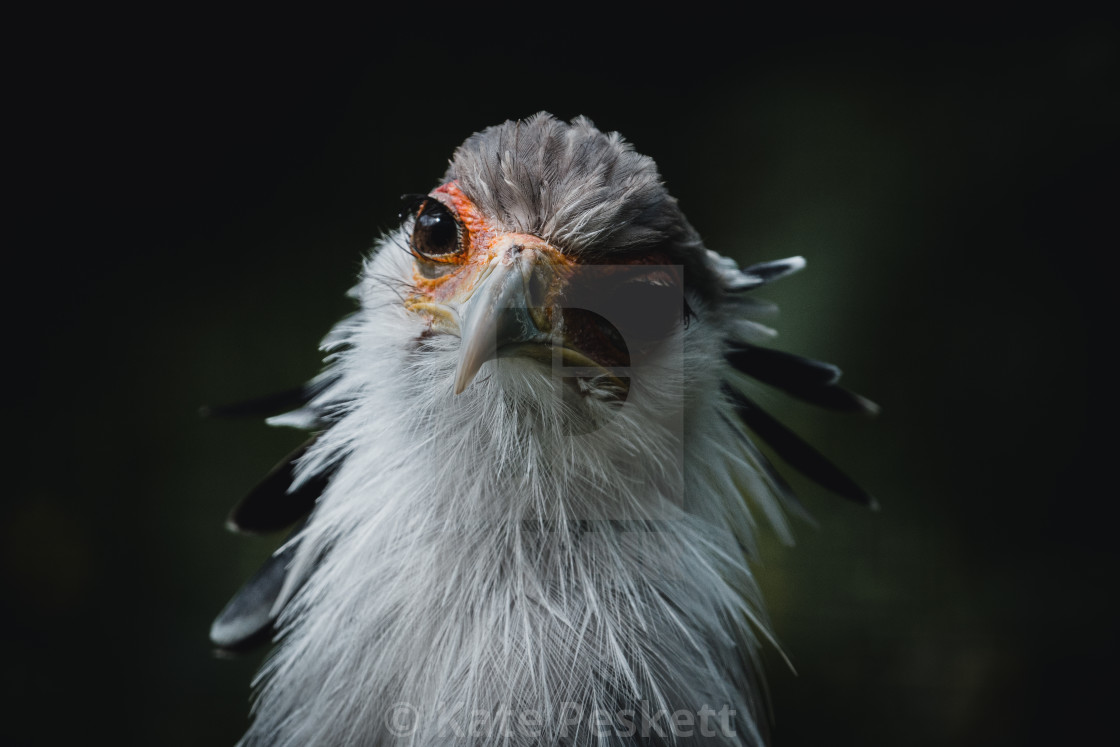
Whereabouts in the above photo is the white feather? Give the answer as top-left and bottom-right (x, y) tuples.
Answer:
(238, 233), (794, 747)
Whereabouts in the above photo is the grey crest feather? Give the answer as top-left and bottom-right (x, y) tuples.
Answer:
(445, 113), (704, 261)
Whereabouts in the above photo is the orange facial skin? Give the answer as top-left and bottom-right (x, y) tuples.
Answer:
(430, 181), (495, 255)
(408, 181), (578, 307)
(408, 181), (499, 304)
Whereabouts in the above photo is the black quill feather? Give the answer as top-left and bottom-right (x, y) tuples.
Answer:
(227, 439), (336, 534)
(210, 535), (299, 653)
(725, 344), (878, 415)
(723, 384), (875, 507)
(201, 374), (340, 419)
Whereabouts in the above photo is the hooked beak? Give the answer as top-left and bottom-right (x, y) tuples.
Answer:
(453, 244), (549, 393)
(407, 233), (674, 397)
(453, 236), (618, 394)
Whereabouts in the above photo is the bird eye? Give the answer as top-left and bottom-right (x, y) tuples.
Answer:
(410, 199), (464, 261)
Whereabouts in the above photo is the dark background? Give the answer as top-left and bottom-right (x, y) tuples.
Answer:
(6, 10), (1117, 746)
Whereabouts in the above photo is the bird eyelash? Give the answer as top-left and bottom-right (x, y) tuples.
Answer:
(397, 193), (428, 223)
(383, 229), (416, 261)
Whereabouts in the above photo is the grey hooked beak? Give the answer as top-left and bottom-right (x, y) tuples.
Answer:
(452, 251), (554, 394)
(441, 236), (631, 396)
(449, 231), (598, 395)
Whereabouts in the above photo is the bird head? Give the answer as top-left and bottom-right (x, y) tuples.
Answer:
(375, 115), (717, 434)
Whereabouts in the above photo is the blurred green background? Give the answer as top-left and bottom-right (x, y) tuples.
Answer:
(6, 11), (1117, 746)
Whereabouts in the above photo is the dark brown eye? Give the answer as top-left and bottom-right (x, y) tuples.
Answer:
(411, 200), (463, 260)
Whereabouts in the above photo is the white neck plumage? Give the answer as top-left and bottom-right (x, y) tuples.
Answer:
(240, 253), (778, 747)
